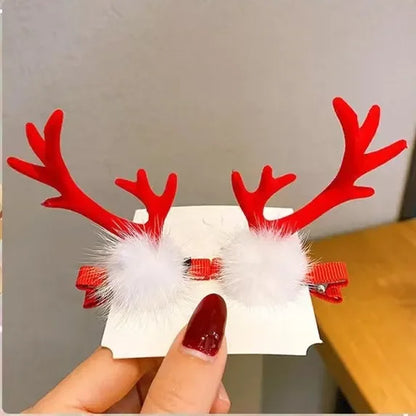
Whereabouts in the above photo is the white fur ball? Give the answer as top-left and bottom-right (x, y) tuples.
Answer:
(97, 231), (186, 314)
(220, 228), (309, 307)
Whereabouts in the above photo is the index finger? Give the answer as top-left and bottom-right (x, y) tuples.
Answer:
(26, 347), (160, 414)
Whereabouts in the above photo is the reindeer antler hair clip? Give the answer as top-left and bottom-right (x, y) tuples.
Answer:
(8, 97), (407, 357)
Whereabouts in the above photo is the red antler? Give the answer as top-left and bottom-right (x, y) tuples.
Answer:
(7, 109), (177, 239)
(232, 166), (296, 228)
(115, 169), (177, 236)
(233, 97), (407, 233)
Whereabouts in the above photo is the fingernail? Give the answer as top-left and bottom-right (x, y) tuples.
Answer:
(182, 293), (227, 358)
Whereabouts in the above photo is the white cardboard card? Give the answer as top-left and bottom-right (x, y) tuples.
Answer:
(101, 206), (322, 358)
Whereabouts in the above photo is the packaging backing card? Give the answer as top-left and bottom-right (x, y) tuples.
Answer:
(101, 206), (322, 358)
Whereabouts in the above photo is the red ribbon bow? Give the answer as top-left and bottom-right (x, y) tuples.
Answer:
(75, 266), (106, 308)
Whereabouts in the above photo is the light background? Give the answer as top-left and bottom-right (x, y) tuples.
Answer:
(3, 0), (416, 412)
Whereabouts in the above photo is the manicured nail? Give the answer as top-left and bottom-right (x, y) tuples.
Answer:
(182, 293), (227, 358)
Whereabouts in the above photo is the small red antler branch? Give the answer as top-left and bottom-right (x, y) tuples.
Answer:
(7, 109), (177, 239)
(233, 97), (407, 233)
(115, 169), (177, 236)
(232, 166), (296, 228)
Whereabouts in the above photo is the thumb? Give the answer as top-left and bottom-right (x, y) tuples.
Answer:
(141, 293), (228, 414)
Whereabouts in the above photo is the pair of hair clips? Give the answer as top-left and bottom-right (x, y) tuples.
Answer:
(8, 97), (407, 314)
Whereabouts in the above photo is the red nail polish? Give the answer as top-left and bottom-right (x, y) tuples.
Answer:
(182, 293), (227, 357)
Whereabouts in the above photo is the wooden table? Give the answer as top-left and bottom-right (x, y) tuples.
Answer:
(310, 219), (416, 413)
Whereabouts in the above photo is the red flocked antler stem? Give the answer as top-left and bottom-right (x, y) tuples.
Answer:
(233, 97), (407, 234)
(115, 169), (177, 237)
(7, 109), (177, 239)
(232, 165), (296, 228)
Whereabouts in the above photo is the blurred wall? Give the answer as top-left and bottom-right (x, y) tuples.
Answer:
(3, 0), (416, 412)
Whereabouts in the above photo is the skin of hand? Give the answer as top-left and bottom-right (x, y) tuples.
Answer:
(23, 294), (230, 414)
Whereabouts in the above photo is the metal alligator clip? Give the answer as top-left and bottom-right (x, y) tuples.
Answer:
(305, 262), (349, 303)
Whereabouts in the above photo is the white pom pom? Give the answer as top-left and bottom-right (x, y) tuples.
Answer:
(96, 231), (186, 314)
(220, 228), (309, 307)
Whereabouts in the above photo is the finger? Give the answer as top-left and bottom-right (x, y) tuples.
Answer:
(210, 382), (231, 414)
(27, 348), (159, 413)
(109, 357), (163, 413)
(137, 359), (162, 404)
(106, 383), (141, 414)
(141, 293), (228, 414)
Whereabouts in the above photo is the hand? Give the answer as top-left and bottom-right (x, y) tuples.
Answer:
(24, 294), (230, 414)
